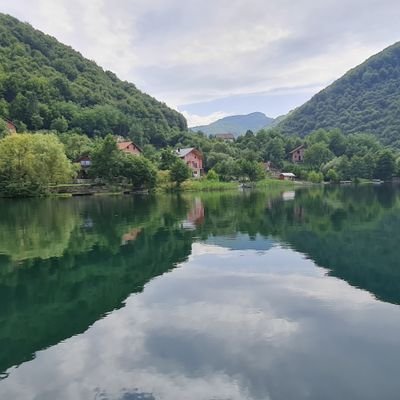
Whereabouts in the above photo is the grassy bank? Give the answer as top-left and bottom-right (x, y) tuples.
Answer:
(180, 180), (238, 191)
(161, 178), (300, 193)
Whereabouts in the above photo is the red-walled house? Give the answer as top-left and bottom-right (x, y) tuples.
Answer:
(117, 141), (142, 155)
(289, 144), (305, 163)
(176, 148), (203, 178)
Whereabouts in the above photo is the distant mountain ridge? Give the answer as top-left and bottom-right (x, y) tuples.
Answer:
(191, 112), (274, 137)
(279, 41), (400, 147)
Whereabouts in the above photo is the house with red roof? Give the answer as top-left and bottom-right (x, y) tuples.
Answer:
(117, 141), (142, 156)
(176, 147), (203, 178)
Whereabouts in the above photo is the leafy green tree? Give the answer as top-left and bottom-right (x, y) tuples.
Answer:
(170, 158), (191, 187)
(326, 169), (339, 183)
(214, 158), (239, 182)
(58, 132), (93, 160)
(374, 150), (395, 180)
(239, 160), (265, 182)
(89, 134), (123, 181)
(121, 154), (157, 189)
(159, 148), (178, 170)
(0, 119), (7, 138)
(265, 137), (285, 166)
(306, 129), (330, 145)
(304, 143), (334, 169)
(307, 171), (324, 183)
(206, 169), (219, 181)
(0, 133), (73, 196)
(328, 129), (347, 156)
(51, 116), (68, 132)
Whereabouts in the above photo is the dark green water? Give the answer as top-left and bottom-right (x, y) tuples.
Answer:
(1, 186), (400, 400)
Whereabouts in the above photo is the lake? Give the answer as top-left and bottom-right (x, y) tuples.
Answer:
(1, 186), (400, 400)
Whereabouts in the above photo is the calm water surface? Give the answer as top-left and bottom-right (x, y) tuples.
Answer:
(1, 186), (400, 399)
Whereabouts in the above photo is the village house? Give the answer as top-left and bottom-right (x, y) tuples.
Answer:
(176, 147), (203, 178)
(75, 155), (92, 179)
(279, 172), (296, 181)
(215, 133), (235, 142)
(117, 140), (142, 156)
(76, 139), (142, 179)
(289, 144), (305, 163)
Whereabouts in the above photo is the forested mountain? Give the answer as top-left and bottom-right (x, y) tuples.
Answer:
(279, 42), (400, 147)
(192, 112), (274, 137)
(0, 13), (187, 146)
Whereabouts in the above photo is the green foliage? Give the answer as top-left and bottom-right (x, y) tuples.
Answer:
(307, 171), (324, 183)
(238, 160), (266, 182)
(121, 154), (157, 189)
(279, 41), (400, 147)
(159, 148), (178, 170)
(213, 158), (240, 182)
(0, 14), (186, 144)
(304, 143), (334, 168)
(0, 133), (74, 196)
(374, 150), (396, 180)
(0, 118), (7, 138)
(58, 132), (93, 160)
(170, 158), (191, 187)
(89, 134), (122, 181)
(50, 116), (68, 132)
(206, 169), (219, 181)
(326, 169), (340, 183)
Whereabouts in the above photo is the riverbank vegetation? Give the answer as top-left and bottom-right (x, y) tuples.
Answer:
(0, 125), (400, 197)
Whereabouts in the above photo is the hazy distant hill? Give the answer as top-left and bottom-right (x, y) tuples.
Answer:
(279, 41), (400, 147)
(192, 112), (274, 137)
(0, 13), (186, 146)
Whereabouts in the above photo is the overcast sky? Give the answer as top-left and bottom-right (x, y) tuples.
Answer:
(0, 0), (399, 126)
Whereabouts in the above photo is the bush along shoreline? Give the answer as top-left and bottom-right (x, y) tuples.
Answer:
(1, 126), (400, 198)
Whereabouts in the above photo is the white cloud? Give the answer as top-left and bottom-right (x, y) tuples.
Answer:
(180, 111), (231, 127)
(0, 0), (399, 115)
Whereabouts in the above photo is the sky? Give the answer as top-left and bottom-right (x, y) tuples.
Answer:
(0, 0), (399, 127)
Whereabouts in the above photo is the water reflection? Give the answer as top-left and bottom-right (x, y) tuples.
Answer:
(0, 186), (400, 399)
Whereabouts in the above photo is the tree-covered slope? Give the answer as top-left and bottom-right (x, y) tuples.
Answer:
(279, 42), (400, 147)
(0, 14), (187, 146)
(192, 112), (274, 137)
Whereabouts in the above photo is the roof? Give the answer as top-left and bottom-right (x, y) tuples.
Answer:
(289, 144), (305, 154)
(117, 141), (142, 152)
(215, 133), (235, 139)
(176, 147), (201, 158)
(280, 172), (296, 177)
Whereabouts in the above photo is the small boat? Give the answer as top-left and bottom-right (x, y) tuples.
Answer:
(372, 179), (384, 185)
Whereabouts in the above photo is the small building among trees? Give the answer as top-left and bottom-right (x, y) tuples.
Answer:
(279, 172), (296, 181)
(215, 133), (235, 142)
(117, 141), (142, 156)
(176, 147), (203, 178)
(290, 144), (305, 163)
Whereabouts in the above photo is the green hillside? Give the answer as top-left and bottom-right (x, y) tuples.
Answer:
(279, 42), (400, 147)
(192, 112), (274, 137)
(0, 13), (187, 146)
